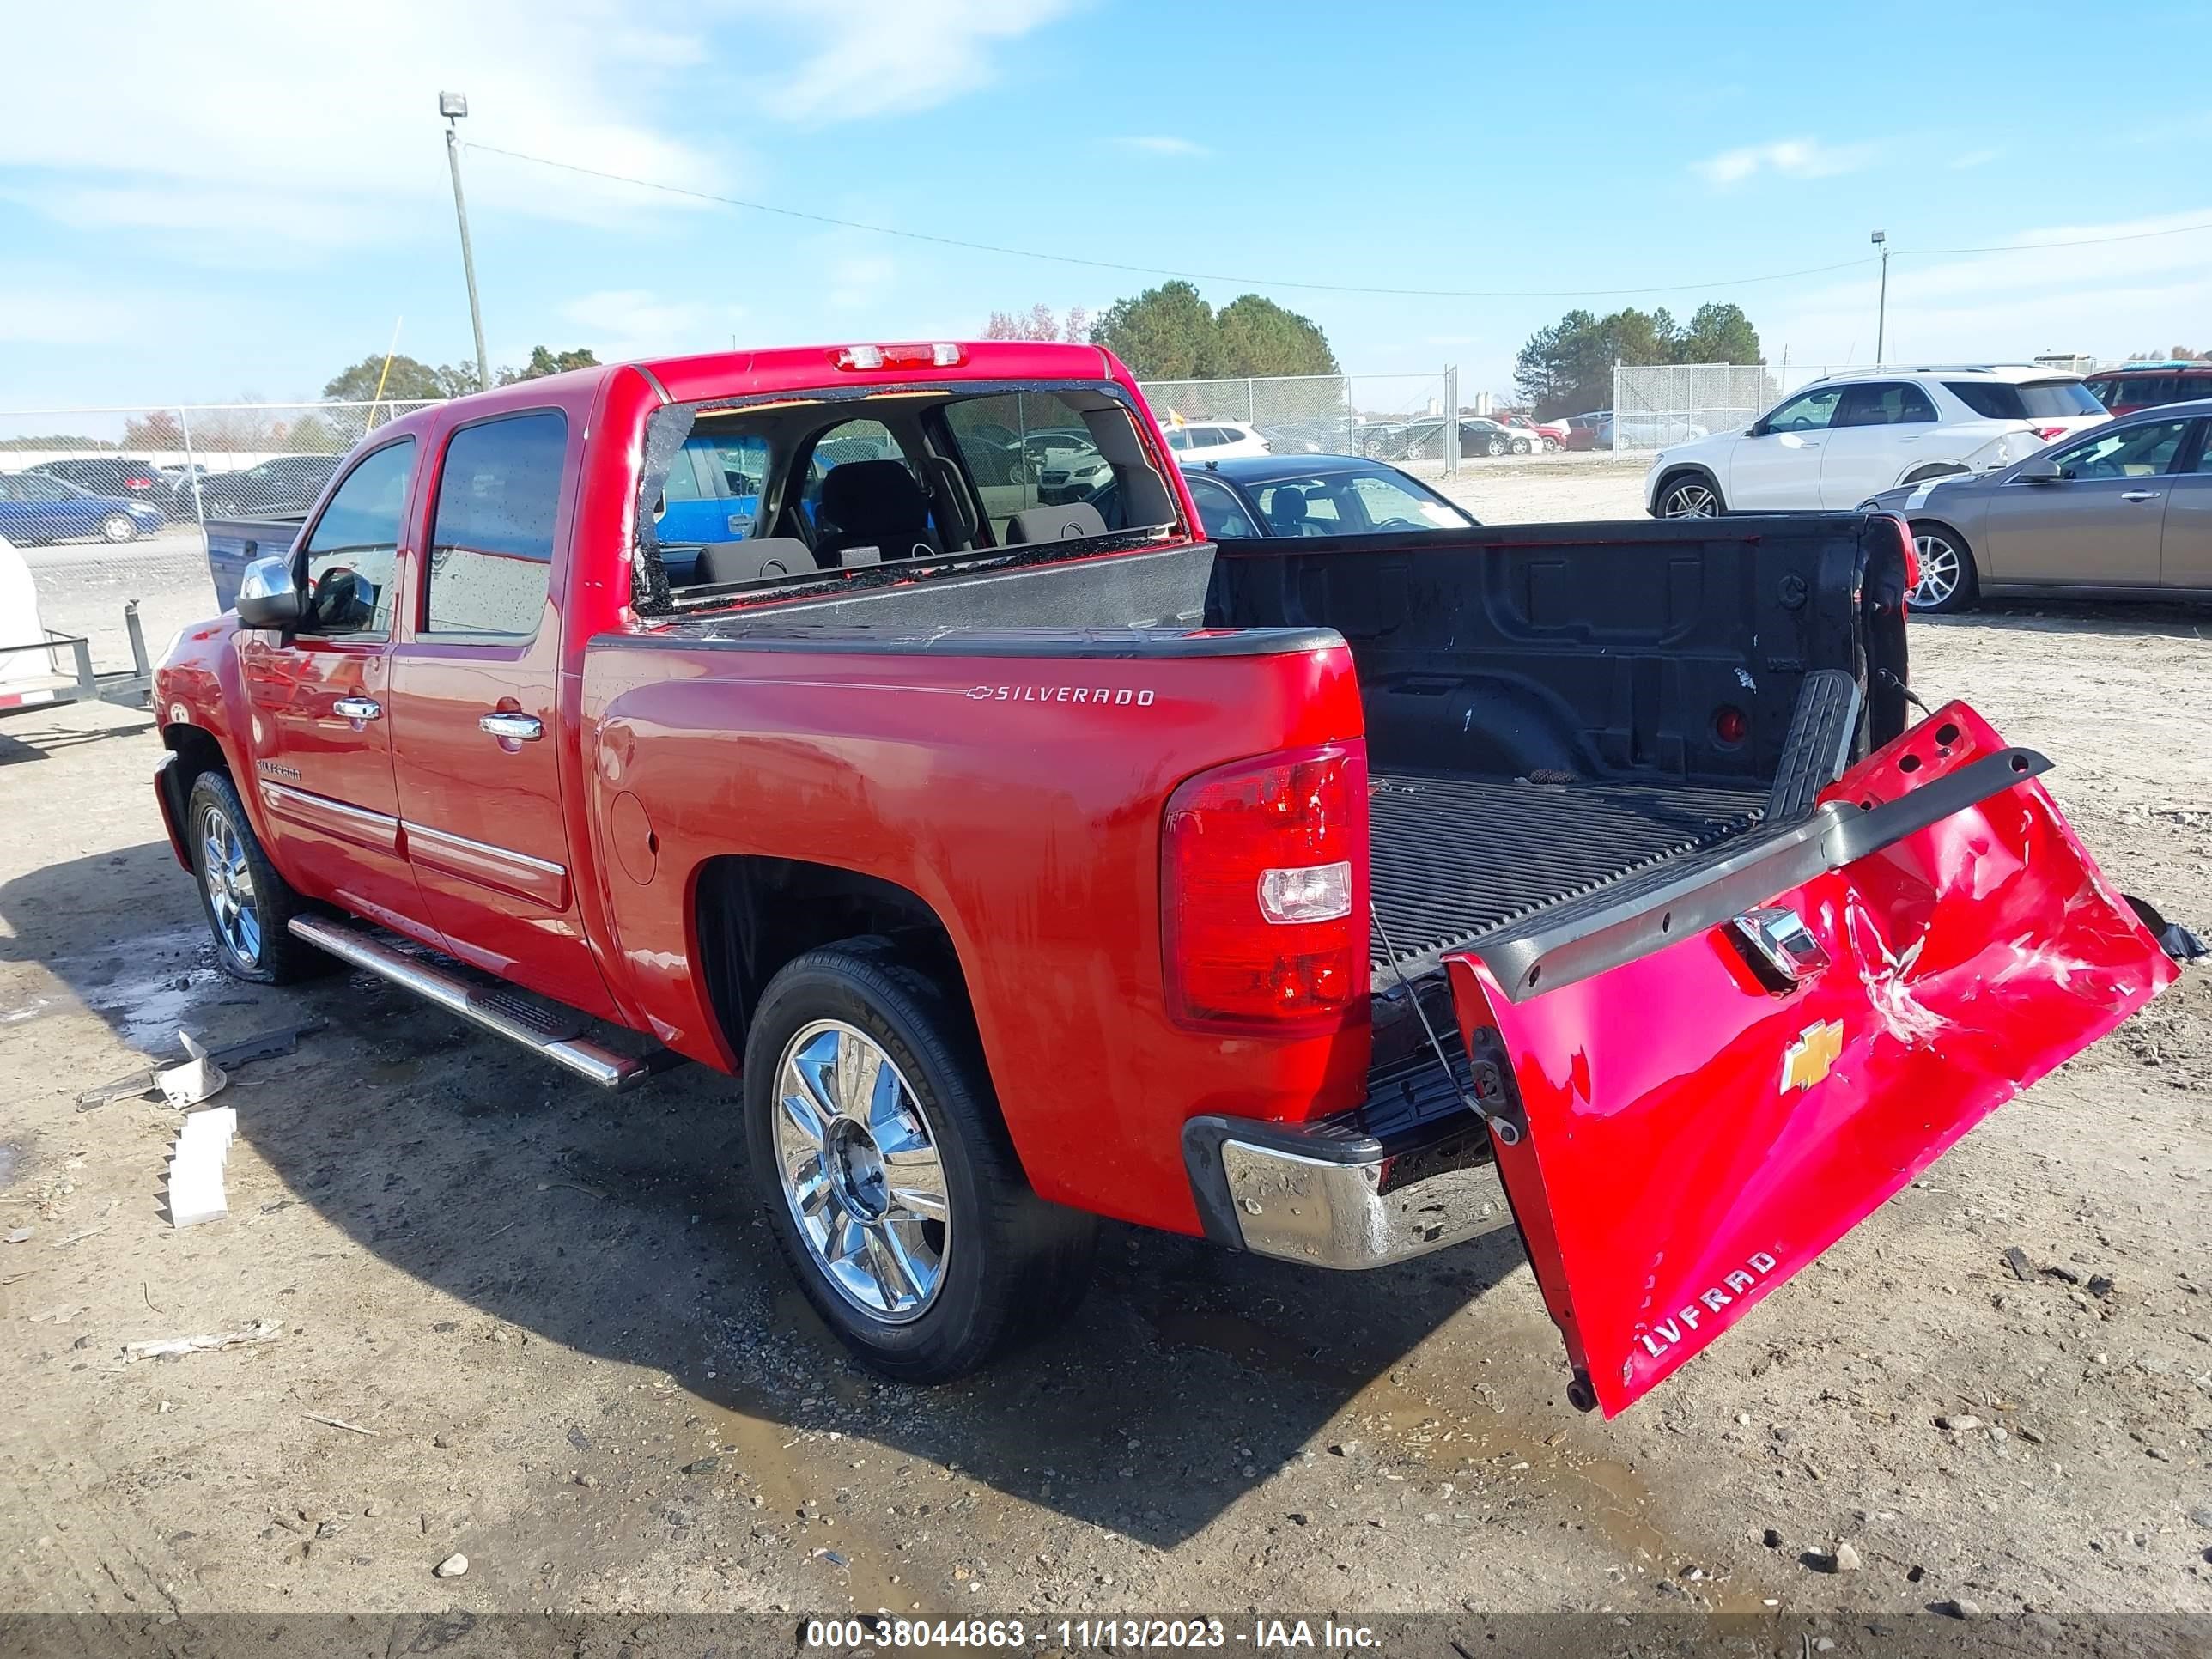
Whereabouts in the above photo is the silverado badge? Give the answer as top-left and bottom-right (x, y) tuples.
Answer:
(1781, 1018), (1844, 1092)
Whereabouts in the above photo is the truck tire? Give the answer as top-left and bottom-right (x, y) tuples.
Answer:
(185, 769), (327, 984)
(742, 945), (1097, 1382)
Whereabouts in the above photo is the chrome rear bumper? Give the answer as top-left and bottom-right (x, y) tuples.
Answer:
(1182, 1114), (1518, 1270)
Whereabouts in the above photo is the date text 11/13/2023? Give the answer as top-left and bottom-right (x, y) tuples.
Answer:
(803, 1617), (1383, 1650)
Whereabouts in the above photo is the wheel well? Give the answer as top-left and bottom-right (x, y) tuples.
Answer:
(161, 724), (228, 822)
(692, 855), (973, 1060)
(1651, 465), (1719, 509)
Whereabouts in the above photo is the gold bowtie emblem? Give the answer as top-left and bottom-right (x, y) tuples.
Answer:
(1781, 1019), (1844, 1092)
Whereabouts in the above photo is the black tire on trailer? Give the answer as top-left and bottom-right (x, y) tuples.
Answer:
(742, 944), (1097, 1382)
(1906, 522), (1979, 615)
(185, 769), (329, 984)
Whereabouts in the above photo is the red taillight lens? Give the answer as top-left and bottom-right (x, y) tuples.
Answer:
(1162, 744), (1369, 1031)
(127, 477), (153, 489)
(2031, 424), (2065, 441)
(1885, 512), (1919, 599)
(1714, 705), (1748, 745)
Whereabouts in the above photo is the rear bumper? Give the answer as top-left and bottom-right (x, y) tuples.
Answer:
(1182, 1111), (1517, 1270)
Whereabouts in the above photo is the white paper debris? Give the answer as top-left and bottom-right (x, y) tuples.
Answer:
(167, 1104), (238, 1227)
(157, 1030), (228, 1108)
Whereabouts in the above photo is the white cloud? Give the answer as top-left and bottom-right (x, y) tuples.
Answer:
(555, 290), (749, 360)
(1692, 138), (1872, 188)
(748, 0), (1076, 124)
(1115, 136), (1210, 158)
(1764, 208), (2212, 366)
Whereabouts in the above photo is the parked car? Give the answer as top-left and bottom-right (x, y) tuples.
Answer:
(1644, 366), (2110, 517)
(1380, 418), (1528, 461)
(27, 457), (173, 518)
(1602, 414), (1711, 451)
(1163, 419), (1270, 459)
(1169, 455), (1476, 538)
(2084, 362), (2212, 415)
(155, 338), (2174, 1414)
(1859, 397), (2212, 613)
(198, 454), (343, 520)
(1498, 413), (1566, 452)
(0, 471), (167, 544)
(1560, 411), (1610, 451)
(1026, 431), (1113, 504)
(1457, 418), (1531, 458)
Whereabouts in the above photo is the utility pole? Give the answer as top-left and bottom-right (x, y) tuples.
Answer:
(1870, 229), (1888, 364)
(441, 92), (491, 393)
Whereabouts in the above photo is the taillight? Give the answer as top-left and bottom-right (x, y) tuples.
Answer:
(2031, 425), (2065, 441)
(1162, 744), (1369, 1031)
(1887, 512), (1920, 600)
(832, 343), (966, 370)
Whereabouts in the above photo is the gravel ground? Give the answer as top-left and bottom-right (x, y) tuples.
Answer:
(2, 475), (2209, 1634)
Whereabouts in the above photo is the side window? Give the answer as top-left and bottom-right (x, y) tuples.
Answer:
(294, 439), (415, 640)
(424, 410), (568, 639)
(1895, 383), (1937, 422)
(2048, 420), (2192, 481)
(1836, 384), (1915, 427)
(942, 393), (1129, 543)
(657, 432), (769, 541)
(1765, 388), (1842, 432)
(1166, 428), (1191, 451)
(1185, 476), (1256, 538)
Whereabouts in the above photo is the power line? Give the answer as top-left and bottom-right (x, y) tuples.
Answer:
(1904, 219), (2212, 256)
(464, 141), (1881, 301)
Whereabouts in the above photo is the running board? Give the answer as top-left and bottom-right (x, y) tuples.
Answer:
(288, 915), (664, 1091)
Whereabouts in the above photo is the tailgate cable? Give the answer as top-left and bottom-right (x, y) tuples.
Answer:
(1369, 900), (1522, 1148)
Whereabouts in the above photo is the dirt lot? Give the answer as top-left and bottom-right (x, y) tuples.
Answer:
(3, 480), (2209, 1638)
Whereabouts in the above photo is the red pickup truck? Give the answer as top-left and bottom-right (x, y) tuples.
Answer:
(150, 340), (2177, 1413)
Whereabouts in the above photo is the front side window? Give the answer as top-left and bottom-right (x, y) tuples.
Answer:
(1349, 472), (1469, 530)
(2046, 420), (2192, 481)
(424, 410), (568, 638)
(1765, 388), (1843, 432)
(294, 439), (416, 639)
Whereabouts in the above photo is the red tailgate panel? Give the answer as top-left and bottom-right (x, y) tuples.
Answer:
(1449, 702), (2176, 1416)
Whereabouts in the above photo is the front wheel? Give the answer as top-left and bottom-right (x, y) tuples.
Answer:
(1908, 525), (1978, 614)
(100, 512), (137, 544)
(743, 945), (1097, 1382)
(1541, 436), (1559, 453)
(1486, 435), (1507, 457)
(1511, 437), (1532, 455)
(186, 770), (327, 983)
(1655, 473), (1724, 518)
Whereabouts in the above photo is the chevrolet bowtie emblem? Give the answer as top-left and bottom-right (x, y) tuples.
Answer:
(1781, 1018), (1844, 1092)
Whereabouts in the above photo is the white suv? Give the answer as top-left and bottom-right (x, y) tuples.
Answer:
(1165, 420), (1272, 460)
(1645, 366), (2110, 517)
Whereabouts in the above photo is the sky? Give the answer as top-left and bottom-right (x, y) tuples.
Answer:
(2, 0), (2208, 417)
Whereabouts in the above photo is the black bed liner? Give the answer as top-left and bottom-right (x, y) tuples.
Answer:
(1367, 770), (1768, 977)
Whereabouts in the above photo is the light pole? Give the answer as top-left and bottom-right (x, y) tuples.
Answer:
(441, 92), (491, 393)
(1870, 229), (1888, 364)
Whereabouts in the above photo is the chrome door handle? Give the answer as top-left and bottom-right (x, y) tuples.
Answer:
(332, 696), (382, 721)
(479, 711), (544, 742)
(2121, 489), (2162, 503)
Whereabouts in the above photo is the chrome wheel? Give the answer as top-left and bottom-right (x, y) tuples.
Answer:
(1659, 479), (1720, 517)
(774, 1019), (950, 1322)
(100, 512), (137, 543)
(199, 804), (260, 969)
(1911, 532), (1965, 609)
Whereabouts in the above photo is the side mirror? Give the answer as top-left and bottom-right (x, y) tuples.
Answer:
(234, 554), (303, 630)
(2014, 457), (2063, 484)
(1746, 420), (1771, 438)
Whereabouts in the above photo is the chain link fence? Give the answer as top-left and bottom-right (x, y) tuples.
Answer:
(1138, 369), (1474, 477)
(0, 401), (436, 550)
(1606, 365), (1772, 457)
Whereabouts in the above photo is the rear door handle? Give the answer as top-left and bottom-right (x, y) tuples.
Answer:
(2121, 489), (2162, 503)
(332, 696), (381, 721)
(479, 711), (544, 742)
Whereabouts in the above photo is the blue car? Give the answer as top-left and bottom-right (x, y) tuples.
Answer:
(0, 471), (168, 544)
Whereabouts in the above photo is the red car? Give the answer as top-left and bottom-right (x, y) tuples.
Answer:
(151, 339), (2177, 1414)
(2084, 361), (2212, 414)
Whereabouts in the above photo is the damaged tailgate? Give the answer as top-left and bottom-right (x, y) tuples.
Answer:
(1447, 702), (2178, 1415)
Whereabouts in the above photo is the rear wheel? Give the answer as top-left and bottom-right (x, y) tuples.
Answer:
(1541, 435), (1559, 453)
(100, 512), (137, 544)
(743, 945), (1097, 1382)
(1655, 473), (1724, 518)
(186, 770), (326, 983)
(1908, 524), (1978, 614)
(1510, 437), (1532, 455)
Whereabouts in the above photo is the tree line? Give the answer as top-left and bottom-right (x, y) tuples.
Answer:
(1513, 304), (1763, 421)
(319, 345), (602, 403)
(986, 283), (1341, 380)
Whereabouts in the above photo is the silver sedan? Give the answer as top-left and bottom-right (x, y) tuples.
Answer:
(1863, 398), (2212, 613)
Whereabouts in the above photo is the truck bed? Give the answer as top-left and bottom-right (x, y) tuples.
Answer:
(1366, 770), (1768, 977)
